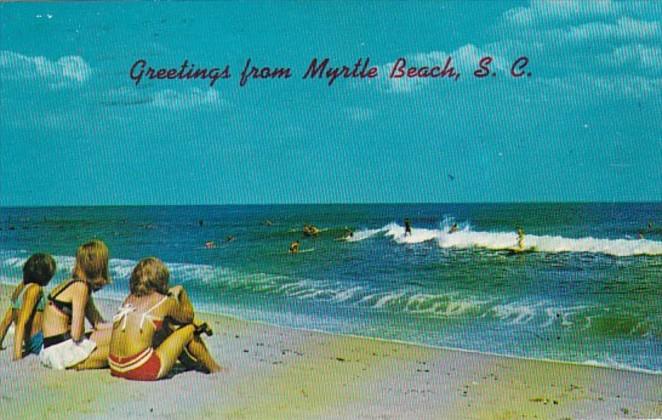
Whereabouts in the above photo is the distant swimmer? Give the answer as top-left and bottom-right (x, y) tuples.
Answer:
(198, 219), (204, 227)
(225, 235), (236, 242)
(338, 228), (354, 240)
(638, 231), (645, 240)
(289, 240), (300, 254)
(516, 227), (525, 250)
(448, 223), (459, 234)
(263, 219), (273, 226)
(303, 224), (320, 237)
(404, 219), (412, 236)
(205, 240), (216, 249)
(647, 220), (654, 231)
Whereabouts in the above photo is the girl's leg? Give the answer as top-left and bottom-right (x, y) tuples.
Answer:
(75, 327), (112, 370)
(154, 324), (195, 379)
(75, 344), (109, 370)
(185, 336), (222, 373)
(89, 325), (112, 347)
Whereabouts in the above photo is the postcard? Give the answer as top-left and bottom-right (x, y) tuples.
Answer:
(0, 1), (660, 419)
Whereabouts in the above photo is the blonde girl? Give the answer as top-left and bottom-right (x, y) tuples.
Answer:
(40, 240), (112, 370)
(109, 257), (220, 381)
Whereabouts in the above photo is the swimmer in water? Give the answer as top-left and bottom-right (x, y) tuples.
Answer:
(404, 219), (412, 236)
(448, 223), (459, 234)
(264, 220), (273, 226)
(204, 241), (216, 249)
(289, 241), (300, 254)
(338, 228), (354, 240)
(303, 224), (320, 237)
(638, 231), (645, 240)
(517, 227), (525, 250)
(225, 236), (235, 242)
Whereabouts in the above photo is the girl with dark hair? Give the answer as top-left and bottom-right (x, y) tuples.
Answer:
(0, 253), (57, 360)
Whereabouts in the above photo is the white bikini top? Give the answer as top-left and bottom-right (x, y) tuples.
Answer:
(113, 296), (168, 332)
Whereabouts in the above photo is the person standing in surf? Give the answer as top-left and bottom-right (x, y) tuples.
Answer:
(404, 219), (412, 236)
(517, 228), (525, 250)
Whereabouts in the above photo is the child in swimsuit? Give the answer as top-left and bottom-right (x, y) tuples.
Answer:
(40, 240), (113, 370)
(108, 257), (221, 381)
(0, 253), (56, 360)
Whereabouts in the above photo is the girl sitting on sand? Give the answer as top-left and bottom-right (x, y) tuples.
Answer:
(108, 257), (220, 381)
(0, 253), (57, 360)
(40, 240), (113, 370)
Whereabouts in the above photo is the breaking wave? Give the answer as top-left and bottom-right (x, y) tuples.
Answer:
(349, 222), (662, 257)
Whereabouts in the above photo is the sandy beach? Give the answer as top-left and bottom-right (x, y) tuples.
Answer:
(0, 285), (660, 420)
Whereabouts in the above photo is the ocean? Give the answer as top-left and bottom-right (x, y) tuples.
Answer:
(1, 204), (660, 373)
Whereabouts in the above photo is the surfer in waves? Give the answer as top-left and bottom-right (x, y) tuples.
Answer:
(448, 223), (459, 234)
(404, 219), (412, 236)
(517, 227), (525, 250)
(289, 241), (300, 254)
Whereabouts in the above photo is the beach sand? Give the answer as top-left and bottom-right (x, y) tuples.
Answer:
(1, 285), (660, 419)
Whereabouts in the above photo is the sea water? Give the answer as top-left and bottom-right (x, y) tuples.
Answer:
(1, 204), (660, 372)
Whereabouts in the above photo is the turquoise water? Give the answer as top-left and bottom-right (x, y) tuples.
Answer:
(1, 204), (660, 372)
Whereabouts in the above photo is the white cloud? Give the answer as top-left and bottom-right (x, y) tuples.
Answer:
(151, 88), (224, 109)
(0, 50), (91, 85)
(561, 17), (660, 43)
(98, 86), (226, 110)
(599, 44), (662, 71)
(504, 0), (618, 26)
(540, 74), (662, 99)
(501, 1), (662, 45)
(503, 0), (661, 28)
(491, 1), (662, 98)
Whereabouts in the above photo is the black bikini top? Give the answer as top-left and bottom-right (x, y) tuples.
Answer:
(48, 279), (89, 317)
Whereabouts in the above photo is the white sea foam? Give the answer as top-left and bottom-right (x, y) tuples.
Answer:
(350, 222), (662, 257)
(0, 250), (653, 336)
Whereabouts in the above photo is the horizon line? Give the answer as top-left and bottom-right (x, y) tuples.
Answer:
(1, 201), (661, 209)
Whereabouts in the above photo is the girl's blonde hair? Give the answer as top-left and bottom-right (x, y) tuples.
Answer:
(130, 257), (170, 297)
(73, 240), (110, 290)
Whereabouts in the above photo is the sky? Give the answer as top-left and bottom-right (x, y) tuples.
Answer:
(0, 0), (660, 205)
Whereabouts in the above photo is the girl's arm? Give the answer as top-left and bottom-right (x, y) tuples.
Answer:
(0, 307), (13, 350)
(84, 296), (105, 328)
(12, 285), (41, 360)
(166, 287), (194, 325)
(69, 282), (90, 342)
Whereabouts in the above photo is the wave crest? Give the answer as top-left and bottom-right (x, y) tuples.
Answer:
(350, 222), (662, 257)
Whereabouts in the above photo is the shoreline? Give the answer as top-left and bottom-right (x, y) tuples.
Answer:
(1, 284), (661, 419)
(2, 281), (660, 376)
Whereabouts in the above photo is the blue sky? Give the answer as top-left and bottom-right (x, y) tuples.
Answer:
(1, 1), (660, 205)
